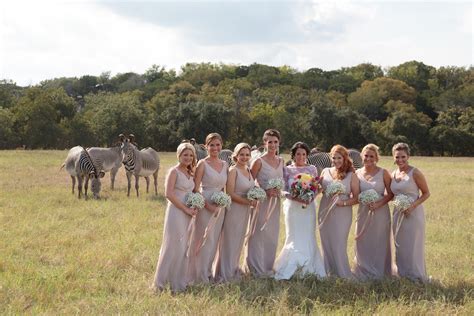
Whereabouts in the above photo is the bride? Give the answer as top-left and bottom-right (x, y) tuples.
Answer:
(274, 142), (326, 280)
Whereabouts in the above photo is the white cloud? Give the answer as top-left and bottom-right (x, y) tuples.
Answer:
(0, 0), (472, 86)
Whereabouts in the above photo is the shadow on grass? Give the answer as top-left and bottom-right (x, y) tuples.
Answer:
(185, 276), (473, 313)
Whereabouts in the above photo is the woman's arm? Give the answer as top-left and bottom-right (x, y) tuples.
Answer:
(405, 168), (430, 215)
(226, 167), (255, 206)
(336, 172), (360, 207)
(371, 169), (394, 211)
(165, 169), (197, 217)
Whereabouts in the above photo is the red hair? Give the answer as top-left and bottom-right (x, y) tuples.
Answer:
(330, 145), (354, 180)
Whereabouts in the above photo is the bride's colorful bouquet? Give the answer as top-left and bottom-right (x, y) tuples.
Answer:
(211, 191), (232, 208)
(358, 189), (379, 205)
(185, 192), (205, 209)
(290, 173), (319, 208)
(247, 186), (267, 202)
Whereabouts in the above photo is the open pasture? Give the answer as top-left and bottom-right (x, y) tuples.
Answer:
(0, 150), (473, 314)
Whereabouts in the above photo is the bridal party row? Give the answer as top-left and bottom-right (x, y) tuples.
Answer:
(152, 129), (430, 292)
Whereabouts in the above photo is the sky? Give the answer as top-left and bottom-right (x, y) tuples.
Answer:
(0, 0), (472, 86)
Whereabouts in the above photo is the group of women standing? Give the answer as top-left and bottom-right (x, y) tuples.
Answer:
(152, 129), (430, 292)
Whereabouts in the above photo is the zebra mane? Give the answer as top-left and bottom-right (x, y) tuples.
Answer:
(80, 146), (98, 175)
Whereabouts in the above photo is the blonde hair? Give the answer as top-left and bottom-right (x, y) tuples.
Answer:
(231, 143), (251, 163)
(392, 142), (410, 156)
(361, 143), (380, 162)
(205, 133), (223, 146)
(177, 143), (197, 176)
(330, 144), (354, 180)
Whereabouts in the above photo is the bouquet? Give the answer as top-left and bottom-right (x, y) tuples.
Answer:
(185, 192), (205, 209)
(247, 186), (267, 202)
(319, 181), (347, 228)
(393, 194), (415, 247)
(354, 189), (380, 240)
(358, 189), (379, 205)
(393, 194), (414, 211)
(260, 177), (284, 231)
(196, 191), (231, 254)
(290, 173), (319, 208)
(211, 191), (232, 208)
(266, 178), (284, 190)
(325, 181), (346, 197)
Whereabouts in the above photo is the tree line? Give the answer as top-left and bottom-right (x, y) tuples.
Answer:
(0, 61), (472, 155)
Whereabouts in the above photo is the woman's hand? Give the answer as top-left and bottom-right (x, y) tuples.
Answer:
(266, 188), (279, 198)
(248, 199), (258, 208)
(184, 206), (198, 217)
(402, 204), (415, 216)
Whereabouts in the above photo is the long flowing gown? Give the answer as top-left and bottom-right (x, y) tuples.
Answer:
(318, 167), (353, 278)
(353, 168), (392, 280)
(152, 167), (195, 291)
(191, 160), (228, 283)
(274, 165), (326, 280)
(244, 157), (283, 277)
(214, 168), (254, 282)
(391, 167), (427, 282)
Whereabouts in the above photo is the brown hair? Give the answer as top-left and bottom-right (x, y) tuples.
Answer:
(205, 133), (223, 146)
(231, 143), (252, 163)
(392, 142), (410, 156)
(262, 129), (281, 142)
(290, 141), (310, 160)
(330, 144), (354, 180)
(177, 143), (197, 176)
(361, 143), (380, 162)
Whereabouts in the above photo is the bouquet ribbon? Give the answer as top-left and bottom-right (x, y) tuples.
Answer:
(184, 215), (196, 257)
(393, 209), (405, 247)
(195, 207), (222, 255)
(260, 196), (278, 231)
(244, 201), (260, 246)
(354, 209), (374, 240)
(318, 194), (340, 229)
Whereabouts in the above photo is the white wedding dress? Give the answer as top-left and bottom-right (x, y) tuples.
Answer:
(273, 165), (326, 280)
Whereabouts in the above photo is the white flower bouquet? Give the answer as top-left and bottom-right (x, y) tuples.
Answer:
(393, 194), (414, 211)
(211, 191), (232, 208)
(358, 189), (380, 205)
(325, 181), (346, 198)
(266, 178), (284, 190)
(185, 192), (205, 209)
(247, 186), (267, 201)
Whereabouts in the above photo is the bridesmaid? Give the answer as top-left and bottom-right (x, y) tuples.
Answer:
(214, 143), (256, 282)
(353, 144), (394, 280)
(318, 145), (359, 278)
(391, 143), (430, 282)
(192, 133), (229, 283)
(152, 143), (198, 292)
(244, 129), (284, 277)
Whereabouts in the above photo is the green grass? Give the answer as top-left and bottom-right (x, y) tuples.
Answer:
(0, 150), (473, 314)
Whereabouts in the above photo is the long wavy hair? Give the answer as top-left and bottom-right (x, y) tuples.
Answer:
(330, 144), (354, 180)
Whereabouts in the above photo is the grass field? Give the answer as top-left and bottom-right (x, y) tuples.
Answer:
(0, 150), (473, 314)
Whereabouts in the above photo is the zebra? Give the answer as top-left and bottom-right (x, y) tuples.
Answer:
(86, 145), (122, 190)
(121, 139), (160, 197)
(307, 149), (363, 175)
(61, 146), (105, 199)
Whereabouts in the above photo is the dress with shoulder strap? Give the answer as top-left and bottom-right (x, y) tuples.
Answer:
(390, 167), (427, 282)
(244, 157), (283, 277)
